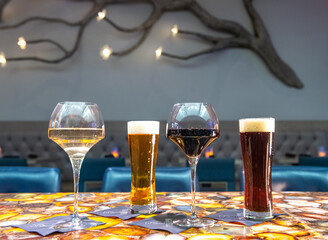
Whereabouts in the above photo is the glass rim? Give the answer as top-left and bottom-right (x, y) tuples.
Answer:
(127, 121), (160, 134)
(239, 117), (275, 122)
(173, 102), (211, 106)
(239, 117), (275, 132)
(57, 101), (98, 106)
(127, 120), (160, 124)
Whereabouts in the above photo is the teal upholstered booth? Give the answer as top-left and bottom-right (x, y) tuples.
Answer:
(299, 156), (328, 167)
(240, 166), (328, 192)
(0, 167), (61, 193)
(79, 157), (125, 192)
(190, 158), (235, 191)
(102, 167), (198, 192)
(0, 157), (27, 166)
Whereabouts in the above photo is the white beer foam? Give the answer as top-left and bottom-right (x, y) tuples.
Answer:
(239, 118), (275, 132)
(128, 121), (160, 134)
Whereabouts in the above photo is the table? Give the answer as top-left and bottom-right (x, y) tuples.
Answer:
(0, 192), (327, 239)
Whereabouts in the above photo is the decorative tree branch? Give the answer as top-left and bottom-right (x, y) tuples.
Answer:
(0, 0), (9, 22)
(0, 0), (303, 88)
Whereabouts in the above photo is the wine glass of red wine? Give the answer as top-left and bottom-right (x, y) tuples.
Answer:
(166, 103), (220, 227)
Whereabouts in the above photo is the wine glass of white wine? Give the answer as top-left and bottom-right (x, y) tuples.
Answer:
(48, 102), (105, 231)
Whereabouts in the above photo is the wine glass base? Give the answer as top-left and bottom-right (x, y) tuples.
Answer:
(54, 217), (103, 231)
(174, 217), (216, 228)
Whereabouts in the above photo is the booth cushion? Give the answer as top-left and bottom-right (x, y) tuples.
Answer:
(79, 157), (125, 192)
(189, 158), (235, 191)
(0, 157), (27, 166)
(102, 167), (198, 192)
(0, 122), (326, 183)
(241, 166), (328, 192)
(299, 157), (328, 167)
(0, 167), (61, 193)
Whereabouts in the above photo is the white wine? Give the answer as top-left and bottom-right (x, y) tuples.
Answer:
(47, 102), (105, 231)
(48, 128), (104, 160)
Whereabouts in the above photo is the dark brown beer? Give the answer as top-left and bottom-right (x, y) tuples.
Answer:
(240, 131), (274, 212)
(239, 118), (274, 219)
(129, 133), (158, 206)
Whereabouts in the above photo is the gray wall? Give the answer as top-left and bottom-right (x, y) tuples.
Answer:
(0, 0), (327, 121)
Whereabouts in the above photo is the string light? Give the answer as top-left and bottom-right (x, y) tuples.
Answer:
(0, 52), (6, 67)
(17, 37), (27, 50)
(100, 45), (112, 60)
(97, 9), (106, 22)
(171, 25), (178, 36)
(155, 47), (162, 59)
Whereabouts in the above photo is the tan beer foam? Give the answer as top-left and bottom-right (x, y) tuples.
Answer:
(239, 118), (275, 132)
(128, 121), (160, 134)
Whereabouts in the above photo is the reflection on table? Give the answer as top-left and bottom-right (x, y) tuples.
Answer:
(0, 192), (327, 239)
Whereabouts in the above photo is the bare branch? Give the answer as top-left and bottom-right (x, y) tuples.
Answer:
(27, 39), (69, 55)
(165, 1), (303, 88)
(162, 47), (216, 60)
(243, 0), (303, 88)
(6, 27), (85, 63)
(0, 0), (303, 88)
(102, 2), (159, 32)
(243, 0), (268, 39)
(0, 17), (79, 30)
(162, 36), (250, 60)
(4, 1), (99, 64)
(112, 27), (152, 56)
(178, 29), (222, 44)
(0, 0), (10, 22)
(187, 1), (251, 38)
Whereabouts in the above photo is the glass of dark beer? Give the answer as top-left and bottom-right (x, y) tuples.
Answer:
(239, 118), (275, 220)
(128, 121), (159, 214)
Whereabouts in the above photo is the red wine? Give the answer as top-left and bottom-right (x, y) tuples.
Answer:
(167, 129), (219, 157)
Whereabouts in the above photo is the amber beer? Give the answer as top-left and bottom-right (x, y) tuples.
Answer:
(239, 118), (275, 220)
(128, 121), (159, 214)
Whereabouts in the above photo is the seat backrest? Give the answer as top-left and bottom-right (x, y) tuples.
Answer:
(240, 166), (328, 192)
(80, 158), (125, 192)
(0, 157), (27, 166)
(102, 167), (199, 192)
(195, 158), (235, 191)
(0, 167), (61, 193)
(299, 157), (328, 167)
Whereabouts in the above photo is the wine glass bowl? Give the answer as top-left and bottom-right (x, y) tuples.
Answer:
(167, 103), (219, 227)
(48, 102), (105, 230)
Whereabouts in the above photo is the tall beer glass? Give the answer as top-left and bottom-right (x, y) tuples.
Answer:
(239, 118), (275, 220)
(128, 121), (159, 214)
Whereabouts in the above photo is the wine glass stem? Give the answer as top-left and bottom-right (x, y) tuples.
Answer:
(189, 156), (199, 221)
(70, 156), (84, 225)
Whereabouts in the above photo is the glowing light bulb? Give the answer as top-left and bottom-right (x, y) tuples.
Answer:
(155, 47), (162, 59)
(17, 37), (26, 50)
(97, 9), (106, 22)
(171, 25), (178, 36)
(100, 45), (112, 60)
(0, 52), (6, 67)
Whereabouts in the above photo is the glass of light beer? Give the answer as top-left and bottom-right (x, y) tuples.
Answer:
(239, 118), (275, 220)
(128, 121), (159, 214)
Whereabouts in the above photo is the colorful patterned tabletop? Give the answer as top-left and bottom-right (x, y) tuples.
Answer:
(0, 191), (327, 239)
